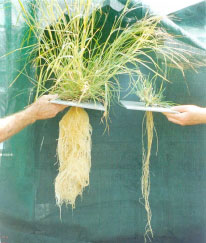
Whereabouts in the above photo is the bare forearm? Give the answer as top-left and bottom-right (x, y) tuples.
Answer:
(0, 95), (67, 143)
(197, 108), (206, 124)
(0, 107), (36, 142)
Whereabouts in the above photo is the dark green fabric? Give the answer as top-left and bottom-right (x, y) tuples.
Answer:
(170, 1), (206, 48)
(0, 1), (206, 243)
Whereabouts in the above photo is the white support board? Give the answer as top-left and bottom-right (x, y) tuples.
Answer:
(120, 100), (180, 114)
(50, 99), (105, 111)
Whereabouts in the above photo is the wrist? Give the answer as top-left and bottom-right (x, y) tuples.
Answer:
(24, 106), (38, 124)
(200, 107), (206, 124)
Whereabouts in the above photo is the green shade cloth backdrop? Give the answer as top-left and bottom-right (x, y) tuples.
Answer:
(0, 0), (206, 242)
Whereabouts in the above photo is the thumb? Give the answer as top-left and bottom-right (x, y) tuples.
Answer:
(44, 94), (59, 101)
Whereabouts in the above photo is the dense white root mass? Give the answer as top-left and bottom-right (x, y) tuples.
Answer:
(55, 107), (92, 208)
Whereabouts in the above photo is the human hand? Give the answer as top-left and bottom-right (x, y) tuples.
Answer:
(163, 105), (206, 126)
(27, 94), (67, 121)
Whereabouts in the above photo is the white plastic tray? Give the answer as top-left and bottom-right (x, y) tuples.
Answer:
(50, 99), (105, 111)
(120, 100), (179, 114)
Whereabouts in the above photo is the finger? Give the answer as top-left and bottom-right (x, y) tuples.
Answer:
(167, 117), (183, 125)
(162, 112), (181, 119)
(56, 104), (68, 110)
(43, 94), (59, 101)
(53, 103), (68, 111)
(162, 112), (173, 116)
(171, 105), (191, 113)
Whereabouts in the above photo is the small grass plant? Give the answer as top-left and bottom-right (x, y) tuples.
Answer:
(132, 75), (174, 241)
